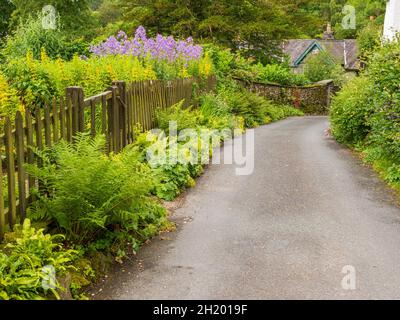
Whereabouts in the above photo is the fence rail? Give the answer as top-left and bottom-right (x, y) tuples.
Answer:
(0, 75), (216, 240)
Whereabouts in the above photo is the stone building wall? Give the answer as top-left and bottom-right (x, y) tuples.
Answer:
(237, 79), (335, 115)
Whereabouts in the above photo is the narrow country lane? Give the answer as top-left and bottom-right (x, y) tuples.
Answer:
(92, 116), (400, 300)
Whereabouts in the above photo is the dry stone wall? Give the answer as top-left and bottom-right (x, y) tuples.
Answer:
(237, 79), (335, 115)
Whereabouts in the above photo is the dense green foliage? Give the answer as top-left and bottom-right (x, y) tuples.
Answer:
(0, 72), (23, 121)
(303, 51), (346, 84)
(252, 64), (310, 86)
(1, 16), (89, 61)
(0, 39), (212, 109)
(157, 80), (303, 132)
(0, 0), (15, 37)
(0, 220), (79, 300)
(205, 44), (310, 86)
(357, 20), (383, 63)
(226, 87), (304, 127)
(330, 41), (400, 189)
(330, 76), (374, 144)
(304, 0), (386, 39)
(26, 134), (168, 245)
(7, 0), (97, 39)
(0, 0), (380, 116)
(115, 0), (387, 60)
(137, 132), (206, 201)
(2, 0), (384, 300)
(116, 0), (319, 64)
(0, 0), (387, 50)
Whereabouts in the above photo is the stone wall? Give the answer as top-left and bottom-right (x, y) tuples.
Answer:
(237, 78), (335, 115)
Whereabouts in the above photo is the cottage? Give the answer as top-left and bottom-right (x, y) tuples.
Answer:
(282, 24), (360, 76)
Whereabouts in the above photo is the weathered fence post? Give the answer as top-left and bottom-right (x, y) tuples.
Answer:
(113, 81), (128, 148)
(25, 108), (35, 198)
(24, 109), (36, 205)
(66, 86), (85, 136)
(0, 154), (4, 241)
(15, 112), (26, 223)
(108, 86), (120, 153)
(4, 117), (16, 228)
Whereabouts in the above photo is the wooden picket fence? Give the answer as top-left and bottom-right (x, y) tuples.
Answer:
(0, 75), (217, 240)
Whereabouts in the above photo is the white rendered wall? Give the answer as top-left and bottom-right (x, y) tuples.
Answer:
(384, 0), (400, 41)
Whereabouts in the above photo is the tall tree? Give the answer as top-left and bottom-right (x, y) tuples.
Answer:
(302, 0), (386, 38)
(8, 0), (97, 38)
(119, 0), (321, 63)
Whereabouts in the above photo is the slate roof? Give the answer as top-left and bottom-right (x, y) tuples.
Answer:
(282, 39), (360, 71)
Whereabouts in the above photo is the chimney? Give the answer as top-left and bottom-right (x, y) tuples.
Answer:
(323, 22), (335, 40)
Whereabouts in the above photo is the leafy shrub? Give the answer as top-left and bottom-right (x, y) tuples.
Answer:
(2, 51), (57, 107)
(199, 92), (243, 132)
(156, 96), (243, 135)
(0, 219), (78, 300)
(204, 44), (253, 81)
(199, 92), (231, 118)
(303, 51), (345, 83)
(152, 163), (196, 201)
(264, 103), (304, 121)
(140, 112), (208, 201)
(26, 133), (167, 245)
(0, 71), (23, 120)
(330, 40), (400, 190)
(0, 26), (214, 112)
(330, 76), (375, 145)
(253, 63), (310, 86)
(152, 99), (237, 200)
(221, 85), (303, 128)
(357, 21), (382, 63)
(224, 89), (266, 128)
(1, 15), (88, 61)
(149, 134), (207, 201)
(130, 132), (204, 201)
(364, 41), (400, 173)
(156, 101), (202, 133)
(204, 44), (308, 86)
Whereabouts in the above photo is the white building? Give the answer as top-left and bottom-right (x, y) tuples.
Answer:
(383, 0), (400, 41)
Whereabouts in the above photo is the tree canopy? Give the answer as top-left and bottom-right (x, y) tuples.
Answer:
(0, 0), (388, 63)
(5, 0), (96, 38)
(0, 0), (15, 37)
(116, 0), (324, 63)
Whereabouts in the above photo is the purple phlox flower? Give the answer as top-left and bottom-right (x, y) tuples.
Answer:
(117, 30), (128, 40)
(135, 26), (147, 41)
(89, 26), (202, 63)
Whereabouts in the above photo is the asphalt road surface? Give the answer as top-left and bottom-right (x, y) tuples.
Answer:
(91, 116), (400, 300)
